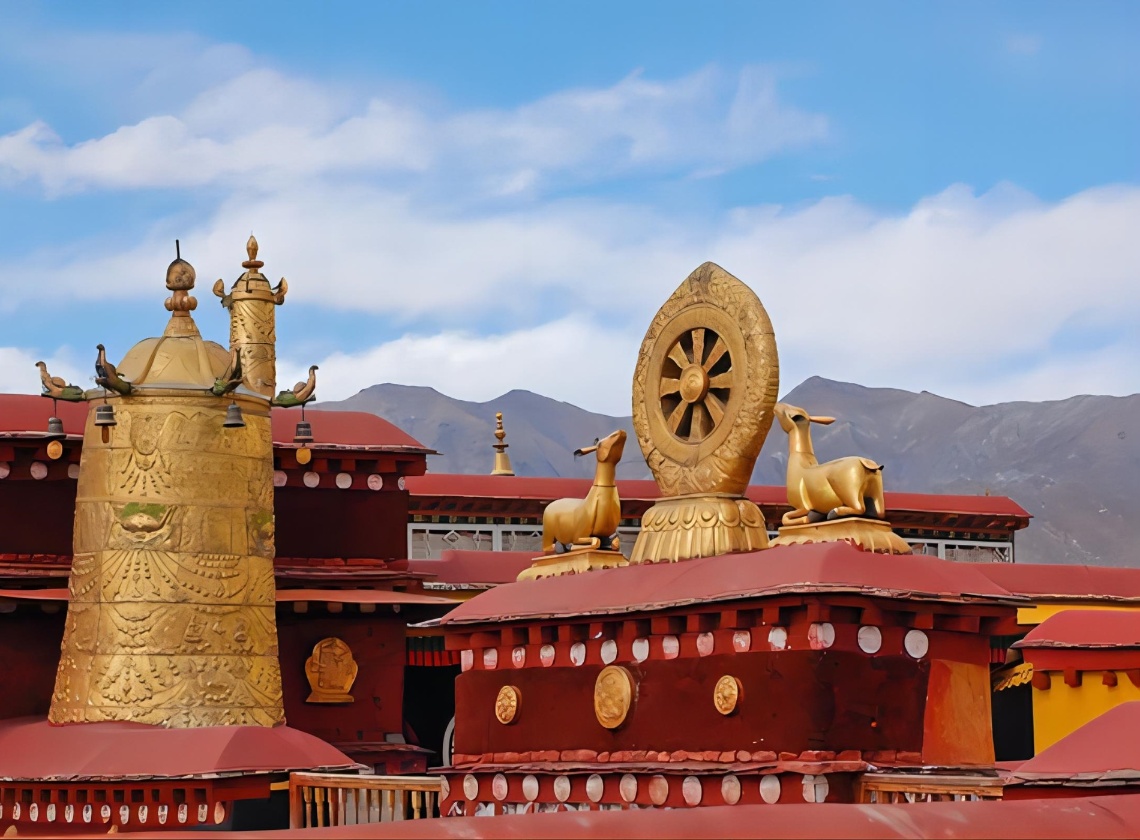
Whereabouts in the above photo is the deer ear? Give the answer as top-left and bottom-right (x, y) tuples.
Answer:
(574, 445), (598, 457)
(810, 415), (836, 425)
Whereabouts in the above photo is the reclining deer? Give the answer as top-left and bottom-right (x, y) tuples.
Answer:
(773, 403), (886, 526)
(542, 429), (626, 553)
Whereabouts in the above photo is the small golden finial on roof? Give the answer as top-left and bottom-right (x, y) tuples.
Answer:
(163, 239), (199, 335)
(491, 411), (515, 476)
(243, 234), (264, 271)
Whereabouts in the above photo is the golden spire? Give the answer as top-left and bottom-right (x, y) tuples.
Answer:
(491, 411), (515, 476)
(163, 239), (199, 337)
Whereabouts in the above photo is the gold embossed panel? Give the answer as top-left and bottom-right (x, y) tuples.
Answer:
(49, 395), (284, 727)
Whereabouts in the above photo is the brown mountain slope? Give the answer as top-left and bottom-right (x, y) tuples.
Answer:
(321, 378), (1140, 566)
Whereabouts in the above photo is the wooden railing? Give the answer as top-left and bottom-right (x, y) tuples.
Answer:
(289, 772), (444, 828)
(856, 772), (1004, 803)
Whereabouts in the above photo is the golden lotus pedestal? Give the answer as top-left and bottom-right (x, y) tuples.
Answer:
(629, 495), (769, 564)
(518, 549), (628, 581)
(771, 517), (912, 555)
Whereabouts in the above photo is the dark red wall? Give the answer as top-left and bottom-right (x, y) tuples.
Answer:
(276, 610), (408, 744)
(275, 488), (409, 559)
(0, 608), (64, 719)
(454, 650), (928, 757)
(0, 483), (76, 556)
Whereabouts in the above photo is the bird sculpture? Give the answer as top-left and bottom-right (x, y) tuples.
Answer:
(210, 348), (244, 397)
(36, 361), (85, 402)
(272, 365), (318, 407)
(95, 344), (132, 395)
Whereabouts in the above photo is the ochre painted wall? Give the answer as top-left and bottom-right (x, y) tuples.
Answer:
(1032, 672), (1140, 753)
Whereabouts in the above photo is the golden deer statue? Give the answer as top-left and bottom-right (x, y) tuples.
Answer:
(542, 429), (626, 553)
(773, 403), (886, 526)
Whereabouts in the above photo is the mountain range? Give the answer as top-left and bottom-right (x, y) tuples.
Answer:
(322, 377), (1140, 567)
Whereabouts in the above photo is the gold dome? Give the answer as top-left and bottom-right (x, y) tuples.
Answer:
(115, 332), (231, 391)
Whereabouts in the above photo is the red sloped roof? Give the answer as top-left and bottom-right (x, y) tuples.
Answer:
(438, 541), (1021, 625)
(0, 718), (360, 781)
(0, 393), (89, 436)
(409, 551), (536, 585)
(0, 394), (427, 451)
(1013, 610), (1140, 649)
(978, 564), (1140, 602)
(404, 474), (1030, 521)
(1012, 702), (1140, 782)
(271, 409), (428, 450)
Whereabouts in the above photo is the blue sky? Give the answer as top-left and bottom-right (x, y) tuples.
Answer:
(1, 2), (1137, 414)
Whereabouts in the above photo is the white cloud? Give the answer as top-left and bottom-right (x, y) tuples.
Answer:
(280, 316), (641, 416)
(0, 62), (825, 195)
(0, 346), (88, 397)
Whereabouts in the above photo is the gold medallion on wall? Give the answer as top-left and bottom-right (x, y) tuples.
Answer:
(713, 675), (742, 716)
(594, 665), (634, 729)
(495, 685), (521, 724)
(630, 262), (779, 563)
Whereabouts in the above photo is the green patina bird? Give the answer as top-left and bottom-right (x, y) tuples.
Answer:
(211, 348), (243, 397)
(272, 365), (318, 407)
(36, 361), (86, 402)
(95, 344), (132, 396)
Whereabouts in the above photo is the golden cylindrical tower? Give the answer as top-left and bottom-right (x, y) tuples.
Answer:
(215, 235), (287, 400)
(50, 247), (285, 727)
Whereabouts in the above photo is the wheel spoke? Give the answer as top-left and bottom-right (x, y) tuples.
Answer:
(703, 337), (728, 371)
(708, 372), (733, 390)
(689, 402), (708, 442)
(667, 342), (690, 370)
(667, 400), (689, 434)
(691, 328), (706, 367)
(660, 377), (681, 395)
(704, 391), (725, 425)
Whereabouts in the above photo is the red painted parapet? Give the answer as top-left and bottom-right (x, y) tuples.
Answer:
(437, 543), (1017, 812)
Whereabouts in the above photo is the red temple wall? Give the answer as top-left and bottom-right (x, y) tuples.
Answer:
(0, 608), (64, 720)
(0, 483), (75, 556)
(276, 611), (407, 743)
(455, 649), (928, 757)
(274, 488), (409, 559)
(451, 616), (996, 765)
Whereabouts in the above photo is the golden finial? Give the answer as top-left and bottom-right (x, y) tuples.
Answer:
(491, 411), (514, 476)
(164, 239), (198, 326)
(242, 234), (264, 271)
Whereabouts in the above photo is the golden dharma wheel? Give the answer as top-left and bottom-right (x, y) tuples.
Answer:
(632, 262), (779, 497)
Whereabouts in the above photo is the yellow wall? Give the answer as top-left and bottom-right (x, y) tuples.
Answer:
(1033, 670), (1140, 753)
(1017, 602), (1140, 627)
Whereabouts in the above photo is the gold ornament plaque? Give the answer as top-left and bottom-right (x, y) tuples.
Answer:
(594, 665), (634, 729)
(495, 685), (521, 724)
(714, 675), (742, 716)
(46, 440), (64, 460)
(305, 637), (359, 703)
(630, 262), (778, 563)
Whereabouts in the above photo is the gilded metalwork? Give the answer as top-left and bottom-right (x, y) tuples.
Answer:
(305, 637), (359, 704)
(630, 262), (778, 564)
(772, 517), (912, 554)
(594, 665), (634, 729)
(714, 675), (741, 716)
(95, 344), (132, 395)
(524, 430), (628, 579)
(494, 685), (521, 724)
(46, 440), (63, 461)
(770, 402), (911, 554)
(213, 235), (287, 400)
(490, 412), (514, 476)
(50, 245), (286, 728)
(773, 402), (885, 524)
